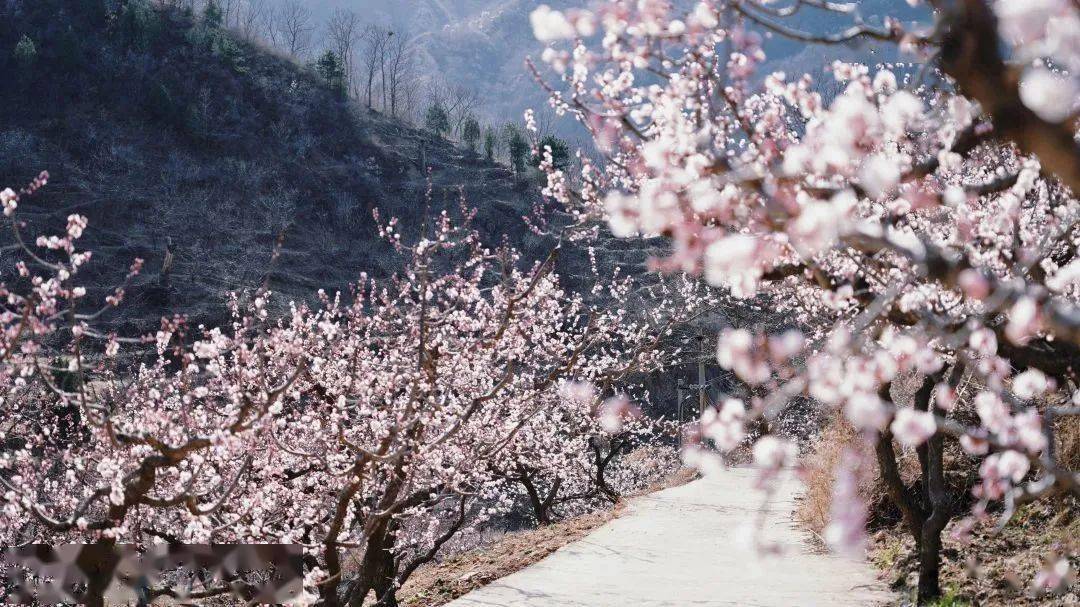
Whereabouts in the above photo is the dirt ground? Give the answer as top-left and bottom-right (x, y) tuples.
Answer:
(869, 498), (1079, 606)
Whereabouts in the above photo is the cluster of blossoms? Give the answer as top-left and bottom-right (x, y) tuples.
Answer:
(530, 0), (1080, 602)
(0, 177), (712, 606)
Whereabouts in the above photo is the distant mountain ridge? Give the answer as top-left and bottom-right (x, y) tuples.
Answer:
(308, 0), (930, 134)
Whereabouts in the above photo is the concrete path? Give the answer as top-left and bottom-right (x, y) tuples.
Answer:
(447, 468), (894, 607)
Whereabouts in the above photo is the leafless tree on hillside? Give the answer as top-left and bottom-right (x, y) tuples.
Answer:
(220, 0), (239, 27)
(360, 25), (391, 109)
(237, 0), (268, 41)
(386, 33), (417, 119)
(274, 0), (313, 60)
(326, 8), (362, 93)
(428, 80), (481, 137)
(258, 1), (278, 47)
(532, 105), (557, 139)
(398, 78), (422, 124)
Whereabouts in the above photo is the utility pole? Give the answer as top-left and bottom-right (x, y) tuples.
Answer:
(676, 384), (684, 448)
(697, 331), (707, 417)
(676, 385), (683, 424)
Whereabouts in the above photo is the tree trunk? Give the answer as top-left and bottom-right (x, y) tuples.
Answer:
(875, 375), (956, 604)
(518, 468), (561, 525)
(77, 543), (122, 607)
(914, 372), (952, 604)
(591, 436), (624, 502)
(348, 522), (399, 607)
(917, 523), (943, 603)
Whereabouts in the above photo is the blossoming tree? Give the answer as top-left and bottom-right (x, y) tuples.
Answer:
(529, 0), (1079, 602)
(0, 175), (710, 605)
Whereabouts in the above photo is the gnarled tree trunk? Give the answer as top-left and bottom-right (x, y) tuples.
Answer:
(875, 371), (958, 604)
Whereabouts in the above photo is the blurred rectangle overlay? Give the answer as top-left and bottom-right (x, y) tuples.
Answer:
(1, 543), (304, 604)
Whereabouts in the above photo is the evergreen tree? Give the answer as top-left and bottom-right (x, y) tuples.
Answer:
(462, 116), (481, 152)
(506, 124), (529, 174)
(203, 0), (223, 28)
(315, 50), (347, 97)
(483, 127), (497, 161)
(530, 134), (571, 170)
(425, 103), (450, 139)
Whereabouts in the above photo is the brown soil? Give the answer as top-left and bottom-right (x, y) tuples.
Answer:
(869, 498), (1079, 606)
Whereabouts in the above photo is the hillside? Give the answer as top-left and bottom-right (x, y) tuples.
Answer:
(0, 0), (587, 331)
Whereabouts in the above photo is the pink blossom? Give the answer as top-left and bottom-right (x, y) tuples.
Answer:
(975, 391), (1011, 434)
(703, 234), (767, 298)
(559, 380), (597, 405)
(844, 393), (889, 431)
(933, 383), (957, 412)
(716, 328), (770, 384)
(1012, 368), (1049, 399)
(823, 459), (868, 556)
(1019, 67), (1078, 123)
(701, 398), (746, 451)
(949, 517), (976, 544)
(890, 409), (937, 447)
(958, 269), (991, 299)
(751, 436), (797, 469)
(960, 433), (990, 456)
(981, 450), (1030, 483)
(598, 396), (640, 433)
(858, 154), (900, 199)
(1005, 297), (1042, 345)
(968, 328), (998, 357)
(1032, 558), (1073, 593)
(1, 188), (17, 216)
(530, 6), (577, 41)
(1013, 409), (1048, 453)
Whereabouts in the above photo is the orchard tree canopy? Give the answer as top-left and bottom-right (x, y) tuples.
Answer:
(0, 168), (713, 605)
(529, 0), (1079, 602)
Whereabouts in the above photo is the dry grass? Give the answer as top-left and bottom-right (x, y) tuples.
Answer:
(1056, 413), (1080, 473)
(795, 416), (905, 533)
(794, 411), (1080, 606)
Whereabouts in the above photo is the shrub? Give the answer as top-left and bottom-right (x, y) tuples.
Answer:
(1057, 414), (1080, 472)
(425, 103), (450, 138)
(203, 0), (223, 28)
(505, 123), (528, 174)
(315, 50), (346, 97)
(146, 82), (186, 127)
(210, 30), (246, 73)
(462, 116), (481, 152)
(531, 134), (570, 170)
(484, 126), (496, 160)
(117, 0), (161, 51)
(13, 35), (36, 69)
(796, 416), (893, 534)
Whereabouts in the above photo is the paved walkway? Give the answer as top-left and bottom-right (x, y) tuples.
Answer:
(447, 468), (894, 606)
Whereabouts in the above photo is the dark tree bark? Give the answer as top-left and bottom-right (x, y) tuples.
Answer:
(590, 435), (628, 502)
(77, 542), (122, 607)
(875, 369), (960, 604)
(936, 0), (1080, 193)
(516, 464), (563, 524)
